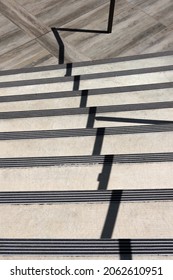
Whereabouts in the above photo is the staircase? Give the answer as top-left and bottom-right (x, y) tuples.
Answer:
(0, 51), (173, 260)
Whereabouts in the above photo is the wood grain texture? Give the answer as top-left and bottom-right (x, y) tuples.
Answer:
(0, 0), (172, 69)
(0, 0), (48, 37)
(127, 0), (173, 27)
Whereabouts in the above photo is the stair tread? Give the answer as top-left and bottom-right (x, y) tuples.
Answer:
(0, 65), (173, 89)
(0, 51), (172, 258)
(0, 202), (173, 239)
(0, 50), (173, 82)
(0, 82), (172, 103)
(0, 101), (172, 119)
(0, 124), (173, 140)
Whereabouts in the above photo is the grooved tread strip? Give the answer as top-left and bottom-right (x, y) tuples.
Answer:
(0, 124), (173, 140)
(0, 82), (173, 103)
(0, 239), (173, 255)
(0, 189), (172, 204)
(0, 101), (173, 119)
(0, 65), (173, 88)
(0, 153), (173, 168)
(0, 51), (173, 76)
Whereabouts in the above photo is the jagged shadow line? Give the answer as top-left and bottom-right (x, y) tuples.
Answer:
(95, 116), (173, 125)
(53, 0), (116, 34)
(55, 28), (108, 34)
(51, 28), (64, 64)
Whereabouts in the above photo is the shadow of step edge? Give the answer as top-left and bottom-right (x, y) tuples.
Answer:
(0, 153), (173, 168)
(0, 124), (173, 140)
(0, 239), (173, 255)
(0, 101), (173, 119)
(0, 82), (173, 103)
(0, 189), (173, 204)
(0, 51), (173, 83)
(0, 65), (172, 90)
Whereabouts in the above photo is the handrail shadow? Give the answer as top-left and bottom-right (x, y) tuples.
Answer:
(51, 28), (65, 64)
(87, 106), (132, 259)
(53, 0), (116, 34)
(95, 116), (173, 125)
(52, 1), (116, 64)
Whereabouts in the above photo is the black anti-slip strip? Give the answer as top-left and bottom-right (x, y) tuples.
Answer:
(0, 152), (173, 168)
(0, 124), (173, 140)
(0, 82), (172, 103)
(0, 239), (173, 255)
(0, 101), (172, 119)
(0, 189), (172, 204)
(0, 65), (172, 88)
(0, 50), (172, 76)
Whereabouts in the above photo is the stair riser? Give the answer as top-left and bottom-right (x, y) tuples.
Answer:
(0, 54), (173, 83)
(0, 109), (172, 132)
(0, 71), (172, 96)
(0, 50), (172, 260)
(0, 133), (173, 157)
(0, 88), (173, 112)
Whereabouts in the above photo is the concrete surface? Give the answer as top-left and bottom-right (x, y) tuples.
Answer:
(0, 51), (173, 259)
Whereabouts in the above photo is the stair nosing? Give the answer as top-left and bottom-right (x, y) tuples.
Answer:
(0, 239), (173, 255)
(0, 65), (172, 88)
(0, 189), (172, 204)
(0, 124), (173, 140)
(0, 50), (173, 76)
(0, 153), (173, 168)
(0, 82), (173, 103)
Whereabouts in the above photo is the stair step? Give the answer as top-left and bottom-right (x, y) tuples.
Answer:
(0, 50), (172, 258)
(0, 66), (172, 96)
(0, 239), (172, 256)
(0, 101), (172, 119)
(0, 189), (172, 204)
(0, 51), (173, 82)
(0, 124), (173, 140)
(0, 202), (172, 238)
(0, 108), (173, 132)
(1, 163), (172, 192)
(0, 85), (173, 113)
(0, 82), (172, 104)
(0, 153), (173, 168)
(0, 132), (173, 157)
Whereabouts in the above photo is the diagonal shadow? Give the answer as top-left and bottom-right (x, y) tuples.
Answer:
(119, 239), (132, 260)
(98, 160), (132, 259)
(54, 28), (108, 34)
(84, 103), (132, 258)
(95, 116), (173, 125)
(51, 28), (64, 64)
(73, 76), (89, 108)
(98, 155), (113, 190)
(107, 0), (116, 33)
(86, 107), (97, 128)
(101, 190), (122, 237)
(92, 128), (105, 155)
(65, 63), (73, 76)
(87, 107), (131, 258)
(53, 0), (116, 34)
(80, 90), (89, 108)
(73, 75), (90, 109)
(73, 75), (80, 91)
(92, 123), (132, 259)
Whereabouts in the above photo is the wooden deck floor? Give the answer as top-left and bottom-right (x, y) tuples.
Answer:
(0, 0), (173, 70)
